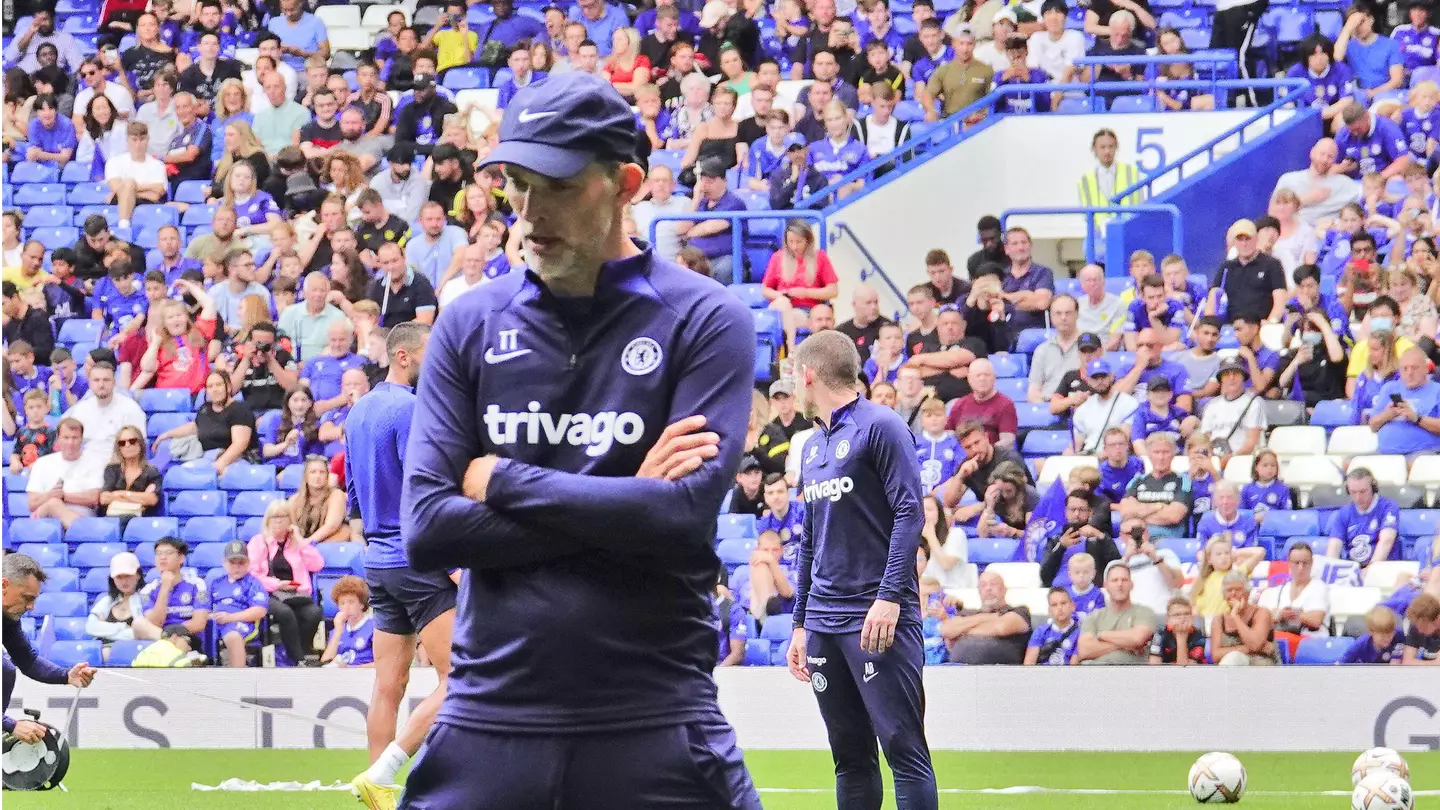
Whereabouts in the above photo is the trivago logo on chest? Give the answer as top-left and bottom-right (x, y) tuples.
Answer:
(804, 476), (855, 503)
(484, 403), (646, 457)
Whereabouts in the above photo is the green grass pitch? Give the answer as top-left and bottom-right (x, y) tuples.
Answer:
(5, 749), (1435, 808)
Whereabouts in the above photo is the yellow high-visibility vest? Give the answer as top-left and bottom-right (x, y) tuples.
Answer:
(1077, 161), (1145, 210)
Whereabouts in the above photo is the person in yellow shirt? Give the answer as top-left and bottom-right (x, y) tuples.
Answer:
(424, 1), (478, 73)
(2, 241), (54, 291)
(1346, 298), (1413, 393)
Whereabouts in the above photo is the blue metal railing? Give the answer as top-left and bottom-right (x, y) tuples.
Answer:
(793, 76), (1307, 213)
(1072, 51), (1240, 98)
(1000, 204), (1184, 265)
(1112, 77), (1312, 203)
(647, 210), (826, 279)
(829, 223), (907, 321)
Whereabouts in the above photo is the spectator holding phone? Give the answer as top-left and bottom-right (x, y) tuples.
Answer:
(1370, 346), (1440, 460)
(1039, 492), (1118, 587)
(247, 499), (324, 665)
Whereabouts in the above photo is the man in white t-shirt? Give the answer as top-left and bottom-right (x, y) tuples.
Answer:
(26, 419), (107, 527)
(242, 41), (299, 113)
(438, 242), (492, 308)
(1197, 357), (1267, 456)
(1256, 542), (1331, 637)
(63, 362), (146, 462)
(72, 56), (136, 130)
(1117, 518), (1183, 616)
(1071, 358), (1138, 452)
(104, 122), (169, 230)
(1027, 0), (1085, 81)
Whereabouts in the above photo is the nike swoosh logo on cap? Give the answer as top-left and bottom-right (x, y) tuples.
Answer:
(517, 109), (559, 123)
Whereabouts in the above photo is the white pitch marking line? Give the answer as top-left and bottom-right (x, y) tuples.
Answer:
(756, 787), (1440, 796)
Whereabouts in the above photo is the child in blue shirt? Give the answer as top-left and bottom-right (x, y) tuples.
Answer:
(1064, 553), (1105, 621)
(209, 541), (269, 668)
(1129, 376), (1194, 453)
(1341, 605), (1405, 664)
(915, 398), (962, 494)
(1241, 449), (1292, 520)
(323, 575), (376, 667)
(1024, 588), (1080, 665)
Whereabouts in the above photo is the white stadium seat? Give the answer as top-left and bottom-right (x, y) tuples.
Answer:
(1009, 587), (1053, 617)
(982, 562), (1041, 590)
(1142, 455), (1191, 475)
(1327, 425), (1379, 457)
(1281, 456), (1344, 491)
(361, 4), (408, 30)
(1347, 454), (1408, 487)
(327, 27), (373, 52)
(1328, 586), (1382, 620)
(233, 47), (258, 67)
(1267, 426), (1325, 459)
(1408, 456), (1440, 504)
(315, 6), (360, 29)
(1222, 454), (1253, 483)
(1362, 561), (1421, 590)
(945, 588), (981, 610)
(1037, 455), (1097, 486)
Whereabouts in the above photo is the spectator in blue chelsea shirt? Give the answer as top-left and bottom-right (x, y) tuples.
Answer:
(758, 472), (806, 563)
(1023, 588), (1080, 665)
(1335, 101), (1412, 179)
(1326, 467), (1400, 567)
(1341, 604), (1406, 663)
(1286, 35), (1357, 124)
(209, 540), (270, 668)
(140, 537), (211, 636)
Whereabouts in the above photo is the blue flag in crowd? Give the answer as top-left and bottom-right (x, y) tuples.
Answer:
(1022, 479), (1069, 563)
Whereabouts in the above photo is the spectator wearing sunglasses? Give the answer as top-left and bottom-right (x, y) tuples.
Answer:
(72, 56), (136, 133)
(100, 425), (163, 517)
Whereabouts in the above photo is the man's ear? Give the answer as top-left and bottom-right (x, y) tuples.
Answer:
(617, 162), (646, 199)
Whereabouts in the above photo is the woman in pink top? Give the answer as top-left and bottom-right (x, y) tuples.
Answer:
(248, 499), (325, 664)
(762, 220), (839, 348)
(131, 282), (219, 394)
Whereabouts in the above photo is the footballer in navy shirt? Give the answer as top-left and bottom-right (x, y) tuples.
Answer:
(399, 73), (760, 809)
(786, 330), (937, 810)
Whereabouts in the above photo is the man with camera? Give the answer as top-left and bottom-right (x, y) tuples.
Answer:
(1114, 518), (1183, 617)
(225, 321), (298, 412)
(1039, 492), (1119, 588)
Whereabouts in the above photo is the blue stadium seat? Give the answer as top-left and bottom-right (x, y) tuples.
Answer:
(122, 517), (179, 545)
(770, 638), (791, 665)
(181, 203), (218, 226)
(32, 226), (79, 250)
(60, 161), (92, 184)
(139, 388), (194, 413)
(315, 575), (341, 619)
(168, 490), (227, 517)
(1283, 536), (1329, 557)
(44, 567), (80, 592)
(146, 412), (194, 438)
(753, 309), (783, 346)
(70, 542), (129, 569)
(1294, 636), (1349, 664)
(1110, 95), (1158, 113)
(133, 542), (156, 566)
(230, 490), (284, 517)
(1014, 329), (1053, 354)
(1016, 402), (1058, 429)
(995, 378), (1027, 401)
(1259, 510), (1320, 537)
(23, 205), (70, 227)
(47, 640), (103, 668)
(729, 283), (769, 309)
(51, 615), (88, 639)
(277, 464), (305, 492)
(9, 518), (64, 545)
(969, 537), (1021, 564)
(717, 538), (756, 568)
(1310, 399), (1354, 428)
(442, 67), (488, 89)
(1157, 537), (1201, 563)
(318, 542), (363, 572)
(106, 639), (153, 666)
(67, 182), (112, 205)
(80, 567), (111, 594)
(15, 183), (67, 206)
(220, 464), (278, 492)
(75, 204), (119, 226)
(1400, 509), (1440, 539)
(173, 181), (210, 204)
(188, 542), (226, 569)
(34, 592), (87, 617)
(132, 228), (162, 249)
(760, 614), (794, 640)
(728, 565), (750, 596)
(988, 353), (1028, 379)
(238, 517), (264, 541)
(65, 517), (121, 545)
(56, 318), (102, 346)
(165, 463), (219, 492)
(717, 513), (758, 539)
(16, 543), (67, 567)
(180, 516), (236, 545)
(132, 204), (179, 229)
(12, 163), (59, 184)
(1022, 429), (1069, 456)
(649, 149), (684, 176)
(744, 638), (771, 666)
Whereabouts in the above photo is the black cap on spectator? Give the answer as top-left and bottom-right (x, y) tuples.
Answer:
(387, 143), (416, 164)
(738, 456), (761, 473)
(1254, 215), (1281, 232)
(1147, 375), (1172, 392)
(1077, 332), (1102, 351)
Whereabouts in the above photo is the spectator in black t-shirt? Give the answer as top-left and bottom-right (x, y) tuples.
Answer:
(365, 243), (438, 327)
(178, 32), (243, 111)
(1402, 594), (1440, 664)
(1210, 218), (1287, 324)
(2, 281), (56, 359)
(967, 215), (1006, 277)
(354, 188), (412, 263)
(394, 74), (458, 156)
(907, 307), (985, 401)
(122, 13), (179, 101)
(727, 456), (766, 516)
(226, 321), (298, 412)
(150, 370), (257, 476)
(925, 248), (970, 306)
(72, 216), (148, 289)
(943, 419), (1032, 520)
(1082, 11), (1146, 95)
(100, 424), (163, 517)
(836, 282), (892, 364)
(641, 6), (695, 77)
(426, 145), (469, 209)
(697, 0), (759, 72)
(788, 0), (839, 78)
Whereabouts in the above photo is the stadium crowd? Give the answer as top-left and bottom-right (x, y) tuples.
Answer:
(5, 0), (1440, 675)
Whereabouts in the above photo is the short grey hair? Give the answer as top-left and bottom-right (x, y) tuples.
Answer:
(1346, 467), (1377, 492)
(1213, 480), (1240, 497)
(3, 553), (47, 584)
(679, 73), (710, 97)
(1145, 433), (1177, 451)
(1110, 9), (1135, 30)
(792, 330), (862, 391)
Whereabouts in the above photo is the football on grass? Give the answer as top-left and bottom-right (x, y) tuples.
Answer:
(1188, 752), (1246, 804)
(1351, 773), (1414, 810)
(1352, 748), (1410, 787)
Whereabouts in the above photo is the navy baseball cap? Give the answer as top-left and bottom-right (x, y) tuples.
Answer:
(1085, 358), (1112, 377)
(479, 72), (637, 179)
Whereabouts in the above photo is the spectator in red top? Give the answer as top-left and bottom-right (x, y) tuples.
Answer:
(762, 221), (839, 348)
(130, 286), (219, 393)
(603, 27), (652, 101)
(944, 357), (1018, 448)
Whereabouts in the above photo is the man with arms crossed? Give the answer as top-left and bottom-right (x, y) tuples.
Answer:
(347, 323), (454, 810)
(786, 330), (937, 810)
(400, 72), (761, 808)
